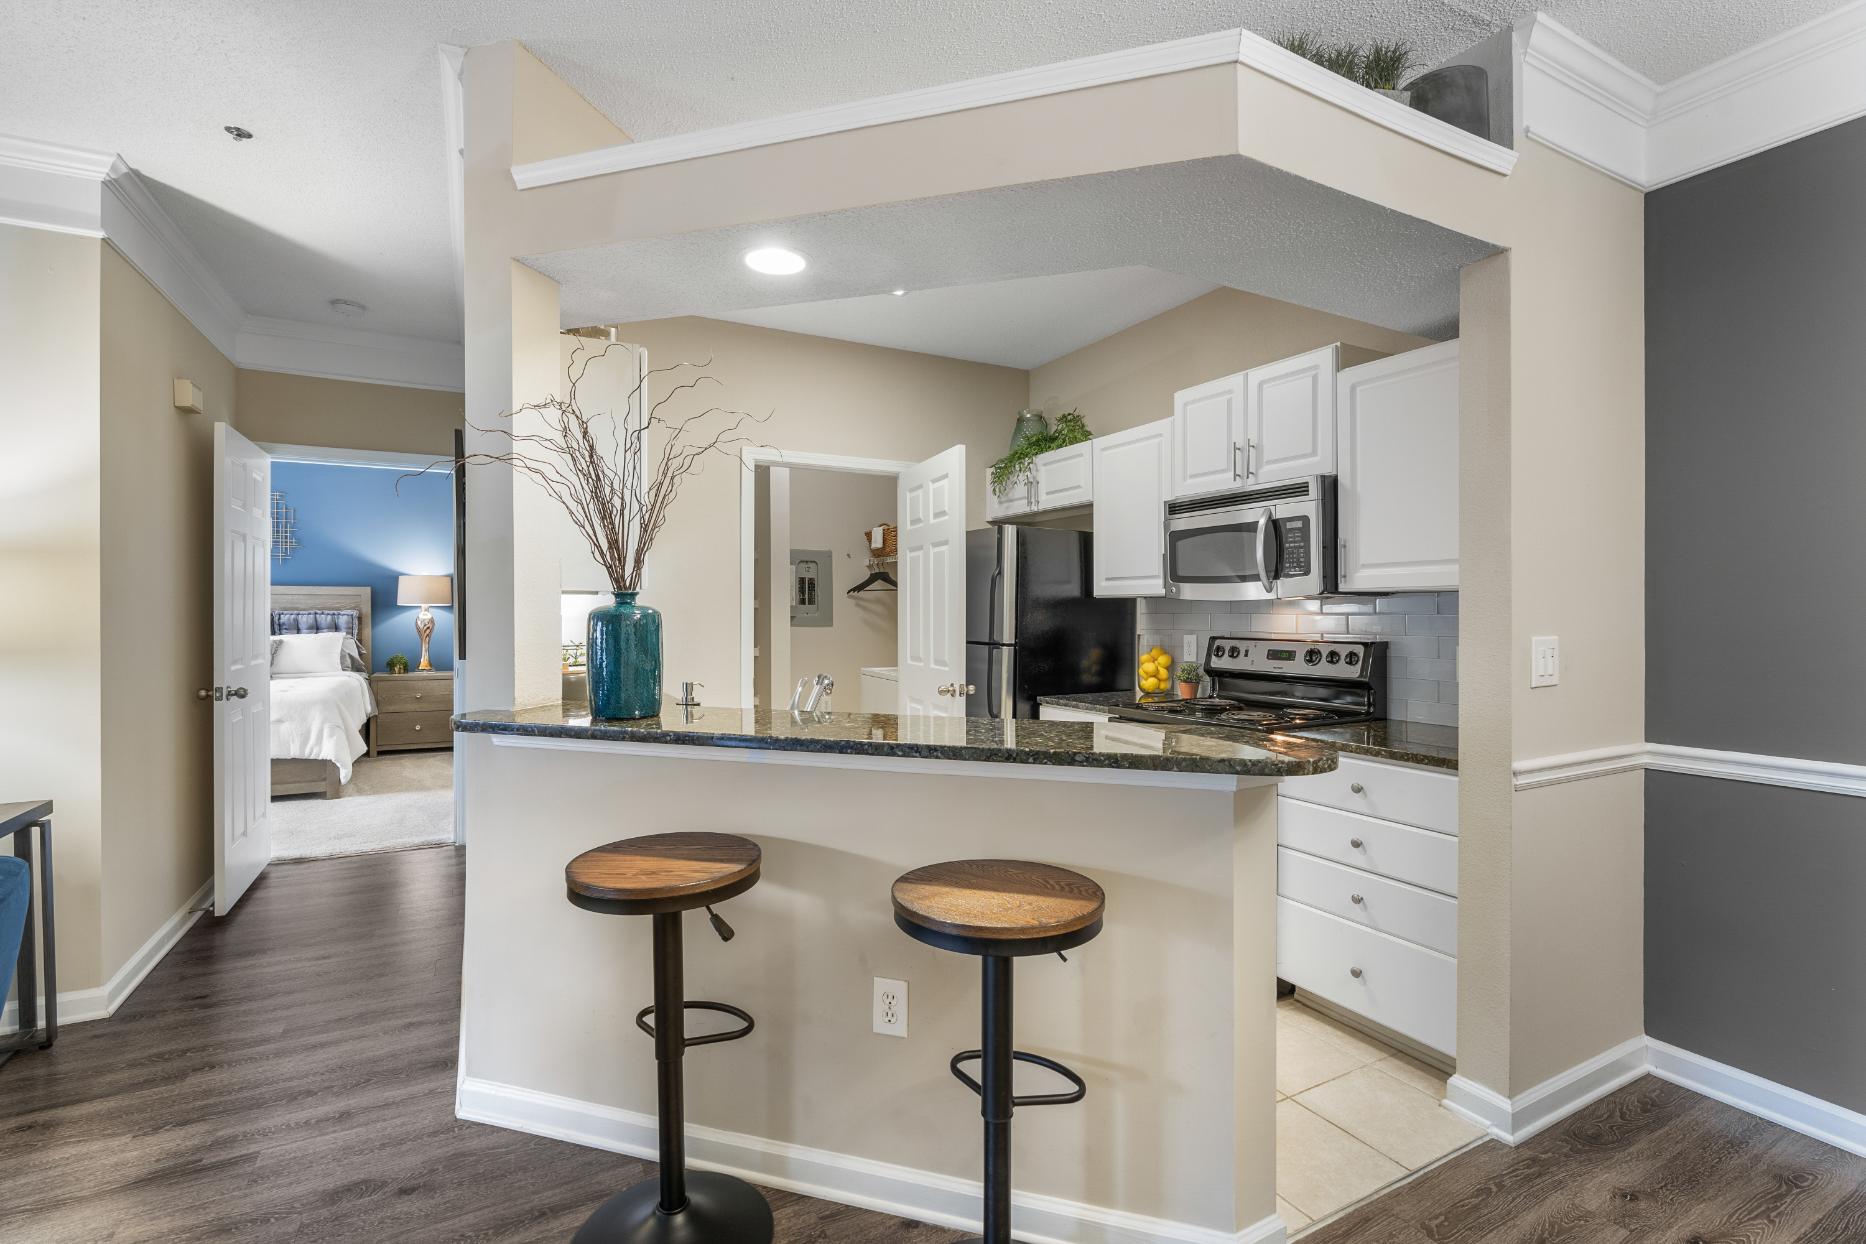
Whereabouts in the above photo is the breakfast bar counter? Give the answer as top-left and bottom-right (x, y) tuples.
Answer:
(453, 701), (1325, 1242)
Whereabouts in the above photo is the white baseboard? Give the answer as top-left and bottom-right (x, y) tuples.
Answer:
(1648, 1039), (1866, 1159)
(2, 878), (209, 1035)
(1444, 1035), (1652, 1144)
(457, 1076), (1284, 1244)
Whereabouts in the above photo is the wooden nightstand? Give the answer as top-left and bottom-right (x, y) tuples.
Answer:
(369, 670), (454, 756)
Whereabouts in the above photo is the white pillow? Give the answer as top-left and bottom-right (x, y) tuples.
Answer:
(272, 632), (347, 675)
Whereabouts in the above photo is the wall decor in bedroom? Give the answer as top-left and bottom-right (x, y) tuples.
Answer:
(270, 460), (455, 672)
(270, 491), (299, 562)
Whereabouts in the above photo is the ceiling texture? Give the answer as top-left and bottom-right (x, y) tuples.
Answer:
(0, 0), (1849, 354)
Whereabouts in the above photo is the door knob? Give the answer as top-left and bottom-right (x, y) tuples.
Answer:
(936, 683), (977, 697)
(227, 686), (250, 700)
(197, 688), (214, 701)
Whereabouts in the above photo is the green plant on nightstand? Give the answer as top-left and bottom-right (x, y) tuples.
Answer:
(387, 653), (410, 674)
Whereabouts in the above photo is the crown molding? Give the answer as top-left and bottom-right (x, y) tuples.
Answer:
(513, 27), (1516, 191)
(1519, 4), (1866, 190)
(0, 132), (119, 236)
(235, 314), (465, 392)
(100, 169), (243, 358)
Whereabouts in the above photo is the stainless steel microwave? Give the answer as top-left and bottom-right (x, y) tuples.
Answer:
(1163, 476), (1338, 601)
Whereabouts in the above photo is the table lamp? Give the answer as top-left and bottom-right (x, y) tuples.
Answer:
(396, 574), (453, 671)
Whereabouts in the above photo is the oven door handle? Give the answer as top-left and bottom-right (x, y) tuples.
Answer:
(1256, 507), (1279, 595)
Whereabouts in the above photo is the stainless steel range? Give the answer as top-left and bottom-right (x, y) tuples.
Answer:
(1110, 636), (1386, 733)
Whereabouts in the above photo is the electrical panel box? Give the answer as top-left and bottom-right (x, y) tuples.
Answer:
(791, 548), (833, 627)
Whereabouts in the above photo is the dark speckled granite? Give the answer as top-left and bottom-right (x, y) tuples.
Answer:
(453, 700), (1337, 778)
(1037, 691), (1459, 771)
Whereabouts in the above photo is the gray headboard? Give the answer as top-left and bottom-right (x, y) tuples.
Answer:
(270, 585), (373, 661)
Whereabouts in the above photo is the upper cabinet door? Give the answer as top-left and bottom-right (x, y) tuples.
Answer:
(984, 475), (1036, 522)
(1336, 340), (1460, 593)
(1246, 344), (1339, 484)
(1034, 440), (1094, 510)
(1170, 372), (1246, 499)
(1091, 418), (1172, 597)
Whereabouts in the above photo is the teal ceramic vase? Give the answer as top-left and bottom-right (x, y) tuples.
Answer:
(587, 591), (662, 719)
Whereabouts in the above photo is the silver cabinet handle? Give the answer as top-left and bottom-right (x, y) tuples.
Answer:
(1350, 837), (1364, 849)
(1246, 438), (1256, 480)
(1350, 966), (1364, 979)
(228, 686), (249, 700)
(1350, 893), (1364, 905)
(1350, 781), (1365, 795)
(1233, 442), (1244, 482)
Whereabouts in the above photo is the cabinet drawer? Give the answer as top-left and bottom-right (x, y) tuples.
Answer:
(375, 709), (453, 749)
(1277, 897), (1456, 1056)
(1278, 797), (1457, 895)
(1278, 754), (1457, 834)
(1278, 847), (1457, 956)
(374, 678), (453, 714)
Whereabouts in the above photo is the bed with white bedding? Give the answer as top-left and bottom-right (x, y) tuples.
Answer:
(270, 586), (379, 798)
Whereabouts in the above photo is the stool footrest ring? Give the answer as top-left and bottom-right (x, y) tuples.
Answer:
(635, 1000), (755, 1048)
(949, 1049), (1087, 1107)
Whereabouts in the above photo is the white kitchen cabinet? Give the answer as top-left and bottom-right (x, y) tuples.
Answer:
(1335, 340), (1460, 592)
(985, 474), (1037, 522)
(1037, 704), (1113, 723)
(1090, 418), (1172, 597)
(1034, 440), (1094, 509)
(1169, 373), (1246, 498)
(1247, 344), (1342, 484)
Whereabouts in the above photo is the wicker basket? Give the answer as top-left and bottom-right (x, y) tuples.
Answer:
(867, 523), (898, 558)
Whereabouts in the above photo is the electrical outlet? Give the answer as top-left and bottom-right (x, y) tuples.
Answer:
(873, 977), (907, 1037)
(1531, 635), (1560, 688)
(1182, 633), (1199, 661)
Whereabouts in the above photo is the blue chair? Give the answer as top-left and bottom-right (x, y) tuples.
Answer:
(0, 856), (27, 1003)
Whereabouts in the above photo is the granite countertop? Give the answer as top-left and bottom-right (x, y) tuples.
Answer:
(1037, 692), (1459, 772)
(453, 700), (1338, 779)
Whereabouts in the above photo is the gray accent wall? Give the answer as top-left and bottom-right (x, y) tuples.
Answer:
(1646, 116), (1866, 1109)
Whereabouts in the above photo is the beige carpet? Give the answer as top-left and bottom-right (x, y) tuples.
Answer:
(269, 751), (454, 861)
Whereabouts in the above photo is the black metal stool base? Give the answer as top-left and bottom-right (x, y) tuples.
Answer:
(570, 1171), (773, 1244)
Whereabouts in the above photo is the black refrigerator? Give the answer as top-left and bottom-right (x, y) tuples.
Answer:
(965, 525), (1136, 719)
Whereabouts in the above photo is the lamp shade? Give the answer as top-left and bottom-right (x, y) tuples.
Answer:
(397, 574), (453, 607)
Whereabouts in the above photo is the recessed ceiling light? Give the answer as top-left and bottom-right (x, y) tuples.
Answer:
(743, 247), (806, 275)
(224, 125), (253, 142)
(890, 289), (907, 297)
(329, 298), (368, 318)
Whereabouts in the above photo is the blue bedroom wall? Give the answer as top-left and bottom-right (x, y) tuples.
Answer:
(271, 460), (455, 672)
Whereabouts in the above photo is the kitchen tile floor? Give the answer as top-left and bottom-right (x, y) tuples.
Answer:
(1275, 997), (1483, 1233)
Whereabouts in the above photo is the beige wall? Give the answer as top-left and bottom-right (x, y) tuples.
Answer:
(777, 466), (898, 705)
(1028, 287), (1428, 432)
(234, 369), (462, 458)
(98, 244), (236, 978)
(601, 317), (1026, 704)
(0, 224), (105, 1000)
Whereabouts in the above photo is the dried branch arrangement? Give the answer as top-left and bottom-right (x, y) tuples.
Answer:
(416, 341), (767, 592)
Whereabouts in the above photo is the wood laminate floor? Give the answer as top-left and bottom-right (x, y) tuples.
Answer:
(4, 847), (1861, 1243)
(0, 848), (965, 1243)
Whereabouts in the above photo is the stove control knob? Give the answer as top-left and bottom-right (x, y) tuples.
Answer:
(1325, 650), (1342, 665)
(1344, 650), (1361, 667)
(1303, 647), (1323, 666)
(1226, 644), (1241, 659)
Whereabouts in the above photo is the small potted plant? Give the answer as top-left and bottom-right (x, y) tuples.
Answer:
(1175, 661), (1203, 700)
(387, 652), (410, 675)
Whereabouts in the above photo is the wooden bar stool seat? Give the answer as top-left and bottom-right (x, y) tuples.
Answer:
(567, 831), (761, 916)
(891, 858), (1105, 1244)
(892, 858), (1105, 958)
(565, 832), (772, 1243)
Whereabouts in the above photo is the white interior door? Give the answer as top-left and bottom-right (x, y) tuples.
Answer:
(896, 445), (966, 716)
(213, 423), (272, 915)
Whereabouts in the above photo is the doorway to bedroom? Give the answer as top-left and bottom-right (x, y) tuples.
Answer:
(265, 447), (457, 864)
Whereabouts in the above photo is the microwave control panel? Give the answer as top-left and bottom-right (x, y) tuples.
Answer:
(1278, 515), (1312, 578)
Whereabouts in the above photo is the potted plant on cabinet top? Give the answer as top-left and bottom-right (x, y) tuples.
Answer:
(1175, 661), (1203, 700)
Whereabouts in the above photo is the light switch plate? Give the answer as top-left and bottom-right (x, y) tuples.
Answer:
(1182, 633), (1199, 661)
(1531, 636), (1560, 688)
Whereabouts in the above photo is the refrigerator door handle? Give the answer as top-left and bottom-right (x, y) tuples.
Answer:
(984, 646), (1001, 719)
(988, 561), (1004, 643)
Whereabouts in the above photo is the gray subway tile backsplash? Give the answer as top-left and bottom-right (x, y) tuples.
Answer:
(1136, 592), (1460, 726)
